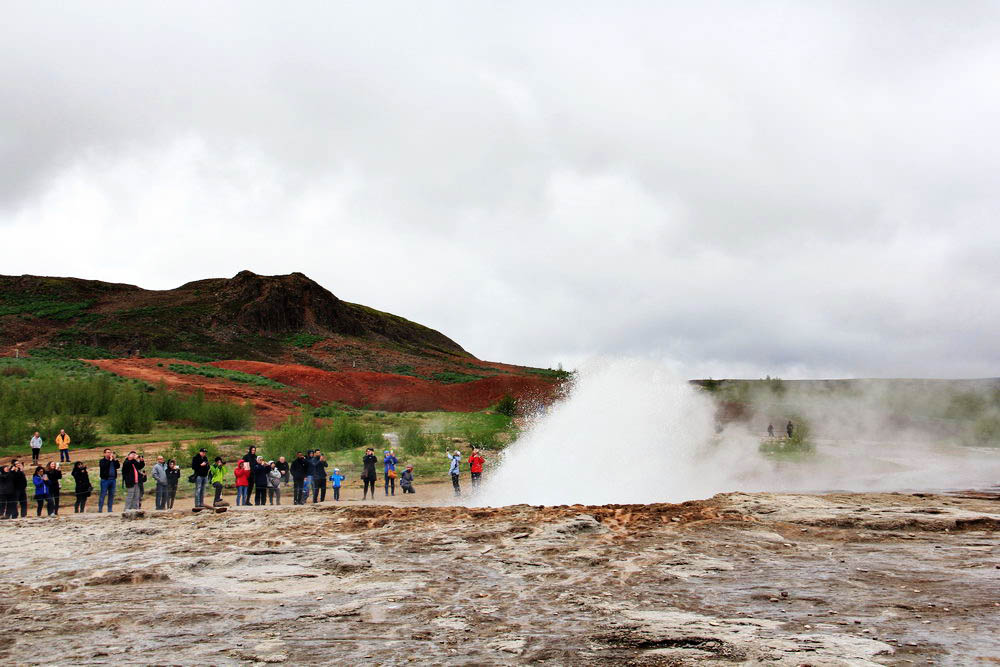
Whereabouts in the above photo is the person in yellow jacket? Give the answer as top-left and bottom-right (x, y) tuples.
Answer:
(55, 429), (71, 463)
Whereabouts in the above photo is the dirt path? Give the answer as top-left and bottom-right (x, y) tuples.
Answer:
(1, 491), (997, 664)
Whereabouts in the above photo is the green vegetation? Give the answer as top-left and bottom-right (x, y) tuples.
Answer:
(108, 386), (155, 434)
(389, 364), (421, 377)
(526, 367), (573, 381)
(0, 295), (94, 320)
(759, 418), (815, 459)
(264, 414), (381, 461)
(285, 332), (325, 348)
(145, 349), (218, 363)
(168, 363), (287, 390)
(431, 371), (483, 384)
(494, 394), (518, 417)
(30, 344), (118, 359)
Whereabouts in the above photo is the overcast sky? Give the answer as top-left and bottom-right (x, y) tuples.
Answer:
(2, 2), (998, 378)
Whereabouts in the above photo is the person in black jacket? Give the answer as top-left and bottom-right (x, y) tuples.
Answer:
(46, 461), (63, 515)
(290, 452), (309, 505)
(191, 448), (210, 508)
(312, 454), (328, 503)
(71, 461), (93, 513)
(122, 451), (145, 511)
(242, 445), (258, 500)
(98, 449), (120, 513)
(8, 460), (27, 518)
(252, 456), (269, 506)
(165, 459), (181, 509)
(0, 464), (11, 519)
(361, 448), (378, 501)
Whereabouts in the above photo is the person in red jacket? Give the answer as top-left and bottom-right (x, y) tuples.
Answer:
(233, 460), (251, 506)
(468, 449), (485, 489)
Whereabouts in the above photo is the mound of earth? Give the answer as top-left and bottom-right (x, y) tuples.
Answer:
(1, 491), (997, 664)
(89, 358), (563, 423)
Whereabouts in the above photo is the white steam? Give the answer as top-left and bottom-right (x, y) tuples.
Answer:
(474, 359), (1000, 506)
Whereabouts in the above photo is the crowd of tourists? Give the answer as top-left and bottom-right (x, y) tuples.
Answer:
(0, 431), (490, 517)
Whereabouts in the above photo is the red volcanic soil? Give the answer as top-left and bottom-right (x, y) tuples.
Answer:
(212, 360), (561, 413)
(87, 358), (562, 426)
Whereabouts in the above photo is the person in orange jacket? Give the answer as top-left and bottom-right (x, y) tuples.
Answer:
(55, 429), (71, 463)
(468, 449), (485, 489)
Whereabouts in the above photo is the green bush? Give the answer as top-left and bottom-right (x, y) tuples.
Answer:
(400, 424), (430, 456)
(495, 394), (518, 417)
(431, 371), (483, 384)
(108, 387), (154, 434)
(264, 414), (379, 461)
(168, 363), (287, 389)
(285, 332), (325, 348)
(64, 414), (100, 448)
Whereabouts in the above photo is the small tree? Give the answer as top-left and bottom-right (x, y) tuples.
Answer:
(495, 394), (518, 417)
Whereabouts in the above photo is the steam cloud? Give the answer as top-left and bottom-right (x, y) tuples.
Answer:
(474, 359), (1000, 506)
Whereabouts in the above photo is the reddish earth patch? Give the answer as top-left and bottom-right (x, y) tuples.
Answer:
(87, 358), (562, 425)
(212, 360), (562, 412)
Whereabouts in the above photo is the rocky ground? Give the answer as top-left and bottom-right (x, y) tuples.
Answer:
(0, 491), (997, 665)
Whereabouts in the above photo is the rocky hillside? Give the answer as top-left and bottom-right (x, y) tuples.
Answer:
(0, 271), (516, 375)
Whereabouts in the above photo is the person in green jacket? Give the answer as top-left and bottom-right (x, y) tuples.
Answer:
(209, 457), (227, 507)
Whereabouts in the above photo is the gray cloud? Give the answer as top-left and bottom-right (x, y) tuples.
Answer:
(2, 2), (998, 378)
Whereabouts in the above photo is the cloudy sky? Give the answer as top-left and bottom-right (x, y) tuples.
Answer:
(2, 2), (998, 378)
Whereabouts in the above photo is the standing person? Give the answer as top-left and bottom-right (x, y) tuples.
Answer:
(383, 450), (398, 497)
(191, 448), (210, 508)
(30, 432), (43, 464)
(136, 455), (146, 509)
(767, 423), (775, 438)
(71, 461), (92, 513)
(209, 457), (227, 507)
(165, 459), (180, 509)
(447, 451), (461, 496)
(151, 456), (169, 510)
(275, 456), (289, 487)
(56, 429), (71, 463)
(122, 451), (144, 511)
(468, 449), (485, 489)
(253, 456), (269, 506)
(33, 466), (55, 516)
(9, 460), (28, 518)
(290, 452), (309, 505)
(233, 460), (250, 506)
(46, 461), (63, 515)
(242, 445), (258, 500)
(267, 462), (282, 505)
(400, 465), (415, 494)
(329, 468), (345, 501)
(0, 463), (12, 518)
(98, 449), (120, 513)
(361, 448), (378, 500)
(786, 420), (794, 438)
(312, 454), (328, 503)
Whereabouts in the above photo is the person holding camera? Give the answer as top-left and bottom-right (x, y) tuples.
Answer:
(98, 449), (120, 513)
(400, 465), (415, 494)
(46, 461), (63, 515)
(0, 463), (12, 518)
(383, 450), (398, 497)
(190, 448), (210, 508)
(122, 451), (145, 511)
(210, 456), (228, 507)
(290, 452), (309, 505)
(165, 459), (181, 509)
(361, 448), (378, 500)
(151, 455), (169, 510)
(71, 461), (93, 513)
(7, 460), (27, 518)
(447, 450), (461, 497)
(32, 466), (55, 516)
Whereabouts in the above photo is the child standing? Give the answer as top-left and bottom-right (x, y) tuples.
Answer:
(329, 468), (345, 501)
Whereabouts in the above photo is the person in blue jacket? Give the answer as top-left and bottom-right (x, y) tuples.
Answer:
(32, 466), (55, 516)
(447, 450), (461, 497)
(383, 450), (398, 496)
(329, 468), (345, 501)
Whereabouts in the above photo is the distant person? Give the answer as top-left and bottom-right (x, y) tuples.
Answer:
(400, 465), (415, 494)
(361, 448), (378, 500)
(267, 462), (282, 505)
(46, 461), (63, 515)
(9, 460), (28, 518)
(468, 449), (485, 489)
(191, 448), (210, 508)
(0, 463), (12, 518)
(151, 455), (169, 510)
(242, 445), (258, 499)
(98, 449), (120, 513)
(383, 450), (398, 496)
(234, 460), (251, 506)
(767, 423), (775, 438)
(122, 451), (144, 511)
(56, 429), (71, 463)
(447, 451), (461, 496)
(329, 468), (345, 501)
(253, 456), (269, 506)
(290, 452), (309, 505)
(30, 432), (43, 464)
(276, 456), (289, 487)
(72, 461), (92, 513)
(210, 457), (228, 506)
(32, 466), (54, 516)
(786, 421), (794, 438)
(165, 459), (181, 509)
(313, 454), (328, 503)
(137, 456), (147, 509)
